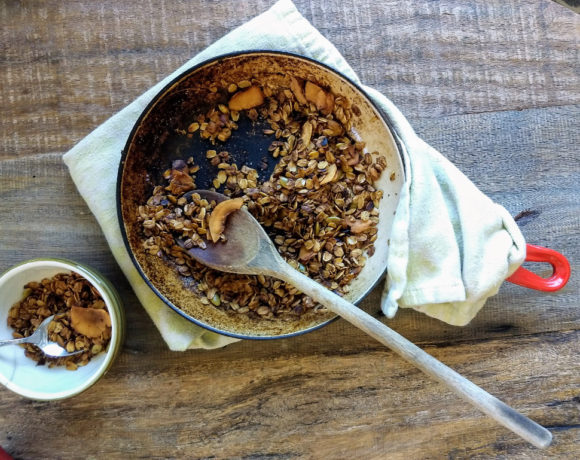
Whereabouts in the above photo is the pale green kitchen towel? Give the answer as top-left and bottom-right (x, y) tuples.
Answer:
(63, 0), (526, 350)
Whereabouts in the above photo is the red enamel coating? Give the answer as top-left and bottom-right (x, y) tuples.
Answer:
(506, 244), (570, 292)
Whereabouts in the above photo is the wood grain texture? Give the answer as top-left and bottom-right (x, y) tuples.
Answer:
(0, 0), (578, 158)
(0, 331), (578, 459)
(0, 1), (578, 459)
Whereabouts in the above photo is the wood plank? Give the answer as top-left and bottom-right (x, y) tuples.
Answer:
(0, 329), (577, 459)
(1, 0), (578, 157)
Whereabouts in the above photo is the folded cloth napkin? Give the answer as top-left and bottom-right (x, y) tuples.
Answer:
(63, 0), (526, 350)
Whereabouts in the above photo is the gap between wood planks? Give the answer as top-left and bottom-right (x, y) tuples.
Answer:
(407, 102), (580, 120)
(0, 150), (67, 162)
(306, 328), (580, 357)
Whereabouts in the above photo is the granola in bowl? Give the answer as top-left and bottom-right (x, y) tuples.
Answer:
(8, 272), (112, 370)
(0, 258), (125, 400)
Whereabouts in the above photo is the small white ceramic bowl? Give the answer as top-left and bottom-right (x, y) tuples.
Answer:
(0, 258), (125, 400)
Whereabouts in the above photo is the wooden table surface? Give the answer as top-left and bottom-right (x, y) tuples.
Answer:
(0, 1), (578, 458)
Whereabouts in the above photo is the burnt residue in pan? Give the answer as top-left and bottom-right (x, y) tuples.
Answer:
(153, 115), (278, 190)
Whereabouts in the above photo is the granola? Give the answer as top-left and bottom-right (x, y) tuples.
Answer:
(138, 76), (386, 320)
(7, 272), (112, 370)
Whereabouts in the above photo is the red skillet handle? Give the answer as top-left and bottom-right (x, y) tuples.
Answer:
(506, 244), (570, 292)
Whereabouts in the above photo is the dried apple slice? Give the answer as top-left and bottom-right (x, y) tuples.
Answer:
(166, 169), (194, 195)
(290, 76), (307, 105)
(228, 86), (265, 111)
(305, 81), (334, 113)
(71, 306), (111, 338)
(305, 81), (325, 108)
(346, 218), (373, 234)
(324, 92), (335, 114)
(208, 197), (245, 243)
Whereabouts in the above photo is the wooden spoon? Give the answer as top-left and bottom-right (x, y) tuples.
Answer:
(179, 190), (552, 449)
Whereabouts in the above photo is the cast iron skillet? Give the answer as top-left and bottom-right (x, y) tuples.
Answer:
(117, 51), (406, 339)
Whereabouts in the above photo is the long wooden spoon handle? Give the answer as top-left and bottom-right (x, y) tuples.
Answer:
(279, 266), (552, 449)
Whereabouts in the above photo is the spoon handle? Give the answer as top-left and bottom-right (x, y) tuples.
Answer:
(0, 336), (34, 347)
(278, 266), (552, 449)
